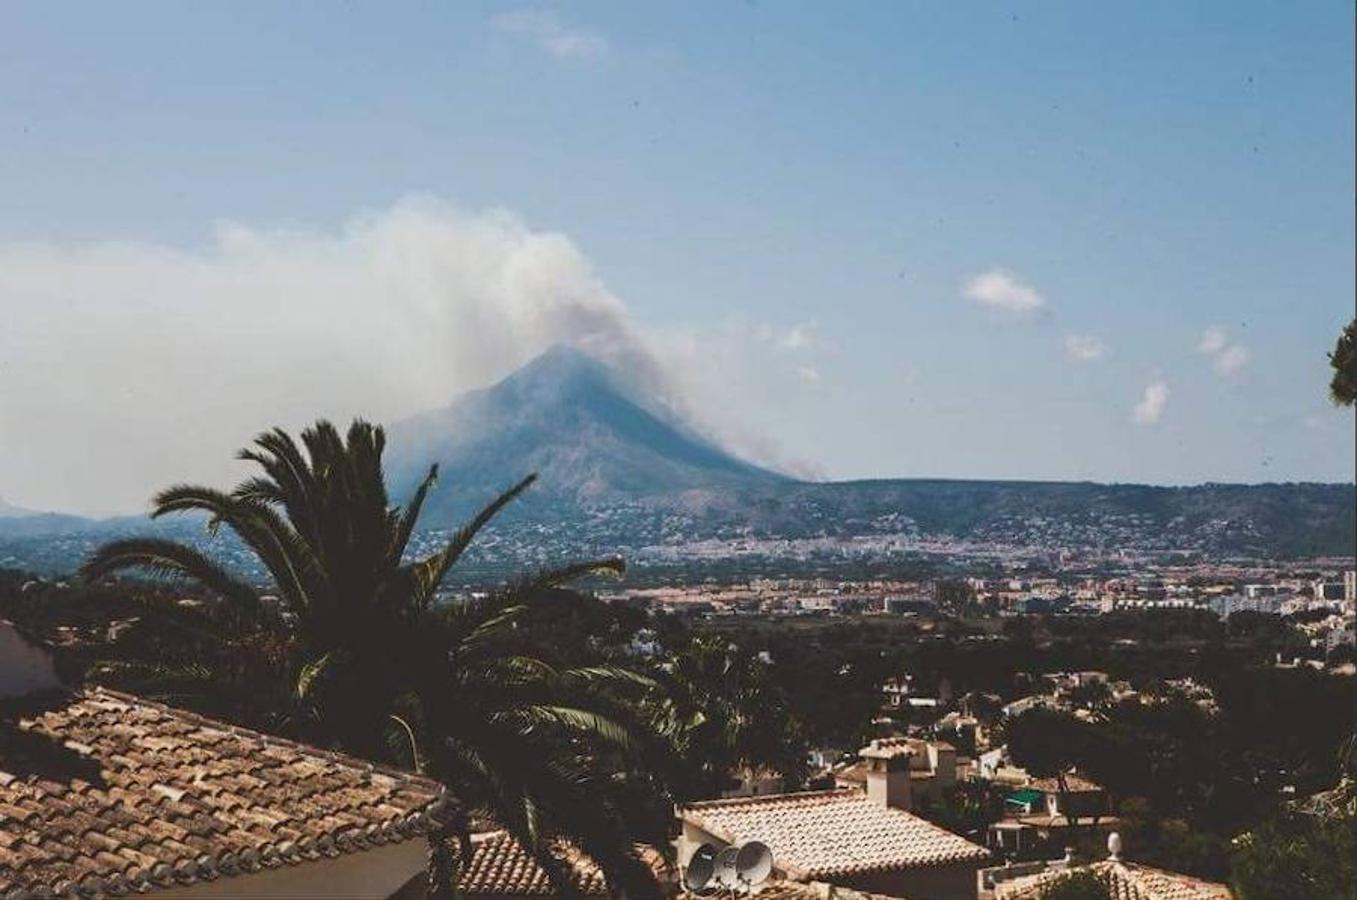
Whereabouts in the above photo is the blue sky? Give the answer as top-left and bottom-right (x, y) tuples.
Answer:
(1, 3), (1353, 512)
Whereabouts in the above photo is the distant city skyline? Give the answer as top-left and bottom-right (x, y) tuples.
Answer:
(1, 2), (1353, 515)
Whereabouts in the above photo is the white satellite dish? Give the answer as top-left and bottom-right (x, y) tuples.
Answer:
(734, 841), (773, 887)
(713, 846), (740, 889)
(684, 844), (719, 894)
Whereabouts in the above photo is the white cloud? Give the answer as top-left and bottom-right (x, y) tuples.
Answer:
(1064, 334), (1107, 362)
(794, 364), (822, 385)
(963, 269), (1046, 315)
(780, 322), (815, 351)
(0, 197), (665, 514)
(1213, 343), (1250, 376)
(1197, 326), (1228, 355)
(490, 10), (608, 61)
(1132, 380), (1170, 425)
(1196, 325), (1248, 377)
(755, 320), (817, 352)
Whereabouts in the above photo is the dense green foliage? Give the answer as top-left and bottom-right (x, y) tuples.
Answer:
(1329, 317), (1356, 406)
(1230, 812), (1355, 900)
(650, 634), (808, 797)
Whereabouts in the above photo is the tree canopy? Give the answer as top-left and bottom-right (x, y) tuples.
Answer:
(79, 420), (662, 899)
(1329, 317), (1356, 406)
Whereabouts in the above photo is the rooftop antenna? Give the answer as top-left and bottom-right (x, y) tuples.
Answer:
(683, 844), (718, 895)
(734, 840), (774, 890)
(713, 846), (740, 892)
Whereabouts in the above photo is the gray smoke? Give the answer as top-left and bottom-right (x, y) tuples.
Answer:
(0, 197), (680, 514)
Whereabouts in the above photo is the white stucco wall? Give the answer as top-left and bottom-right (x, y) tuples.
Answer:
(167, 839), (427, 899)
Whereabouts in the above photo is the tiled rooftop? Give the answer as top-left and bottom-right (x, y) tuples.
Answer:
(993, 860), (1232, 900)
(680, 790), (988, 879)
(0, 688), (443, 897)
(459, 831), (670, 897)
(1029, 773), (1103, 793)
(832, 762), (867, 785)
(460, 831), (609, 896)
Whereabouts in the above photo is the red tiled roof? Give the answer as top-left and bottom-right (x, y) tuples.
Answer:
(0, 688), (443, 896)
(680, 790), (988, 879)
(460, 832), (608, 896)
(993, 860), (1232, 900)
(459, 831), (670, 897)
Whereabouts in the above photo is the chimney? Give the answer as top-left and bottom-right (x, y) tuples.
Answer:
(927, 741), (957, 789)
(858, 739), (912, 811)
(0, 620), (62, 700)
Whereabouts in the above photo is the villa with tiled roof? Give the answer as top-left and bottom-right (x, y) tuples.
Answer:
(991, 854), (1231, 900)
(678, 740), (989, 900)
(0, 621), (443, 898)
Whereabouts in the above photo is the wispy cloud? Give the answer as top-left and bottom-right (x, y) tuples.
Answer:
(1197, 325), (1249, 377)
(1197, 326), (1228, 355)
(963, 269), (1046, 315)
(1133, 380), (1170, 425)
(1064, 334), (1107, 362)
(490, 9), (608, 61)
(1213, 344), (1250, 376)
(780, 322), (815, 351)
(794, 364), (822, 385)
(756, 320), (818, 352)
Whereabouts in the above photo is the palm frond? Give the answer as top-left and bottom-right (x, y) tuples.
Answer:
(390, 463), (438, 566)
(511, 705), (638, 750)
(406, 474), (539, 605)
(79, 537), (260, 610)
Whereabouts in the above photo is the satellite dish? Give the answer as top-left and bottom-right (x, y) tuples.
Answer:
(713, 846), (740, 889)
(735, 841), (773, 887)
(684, 844), (718, 894)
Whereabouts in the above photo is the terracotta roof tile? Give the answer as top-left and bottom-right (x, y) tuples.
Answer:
(993, 860), (1232, 900)
(458, 831), (670, 897)
(680, 790), (988, 879)
(0, 688), (443, 897)
(832, 763), (867, 785)
(460, 832), (608, 896)
(1029, 773), (1103, 793)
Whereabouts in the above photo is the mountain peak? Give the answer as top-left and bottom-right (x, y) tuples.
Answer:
(496, 344), (620, 399)
(386, 345), (786, 520)
(518, 342), (606, 376)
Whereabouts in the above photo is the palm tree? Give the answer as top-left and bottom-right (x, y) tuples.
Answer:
(409, 585), (668, 900)
(650, 635), (808, 798)
(81, 420), (661, 899)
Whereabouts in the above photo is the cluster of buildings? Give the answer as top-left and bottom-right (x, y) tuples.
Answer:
(600, 565), (1357, 627)
(2, 620), (1236, 900)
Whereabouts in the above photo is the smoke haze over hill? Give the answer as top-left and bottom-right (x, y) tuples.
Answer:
(0, 198), (688, 515)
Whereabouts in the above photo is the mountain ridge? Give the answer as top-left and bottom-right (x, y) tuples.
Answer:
(1, 347), (1353, 565)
